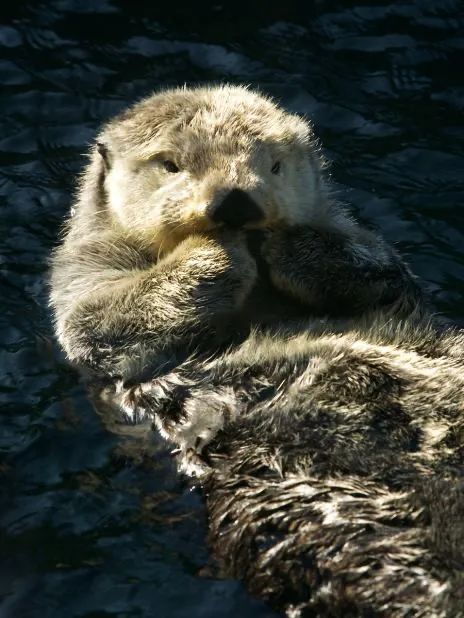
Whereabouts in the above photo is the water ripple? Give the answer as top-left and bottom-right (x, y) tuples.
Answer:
(0, 1), (462, 616)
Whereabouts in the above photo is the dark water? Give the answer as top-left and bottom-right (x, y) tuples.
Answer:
(1, 1), (463, 616)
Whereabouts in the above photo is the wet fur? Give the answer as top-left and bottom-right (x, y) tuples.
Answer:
(49, 85), (463, 617)
(133, 321), (463, 617)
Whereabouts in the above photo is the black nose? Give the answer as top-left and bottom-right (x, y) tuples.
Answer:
(211, 189), (264, 228)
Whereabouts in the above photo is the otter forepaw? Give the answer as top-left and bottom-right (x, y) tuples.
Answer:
(178, 446), (212, 478)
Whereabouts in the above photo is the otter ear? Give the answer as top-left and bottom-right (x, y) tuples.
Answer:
(96, 141), (112, 171)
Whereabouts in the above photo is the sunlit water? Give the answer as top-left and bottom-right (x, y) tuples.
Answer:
(1, 1), (463, 616)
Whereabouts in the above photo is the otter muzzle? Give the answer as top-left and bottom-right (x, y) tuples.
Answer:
(211, 189), (264, 229)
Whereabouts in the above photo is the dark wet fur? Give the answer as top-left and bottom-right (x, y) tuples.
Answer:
(116, 318), (464, 618)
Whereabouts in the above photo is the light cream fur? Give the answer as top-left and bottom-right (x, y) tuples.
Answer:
(96, 85), (342, 256)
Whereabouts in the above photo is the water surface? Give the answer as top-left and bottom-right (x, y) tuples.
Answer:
(1, 1), (463, 616)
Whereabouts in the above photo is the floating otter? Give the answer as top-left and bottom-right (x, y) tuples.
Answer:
(50, 85), (463, 617)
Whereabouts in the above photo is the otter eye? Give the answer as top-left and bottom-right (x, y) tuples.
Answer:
(271, 161), (280, 175)
(163, 160), (179, 173)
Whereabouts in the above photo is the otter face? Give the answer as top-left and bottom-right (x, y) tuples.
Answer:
(98, 85), (327, 253)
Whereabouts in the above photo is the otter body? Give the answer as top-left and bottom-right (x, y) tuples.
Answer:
(50, 86), (463, 617)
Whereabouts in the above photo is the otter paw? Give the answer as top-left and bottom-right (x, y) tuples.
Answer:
(178, 446), (212, 478)
(211, 229), (258, 303)
(177, 232), (258, 307)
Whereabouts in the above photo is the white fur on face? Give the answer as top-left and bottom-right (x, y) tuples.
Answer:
(103, 86), (328, 250)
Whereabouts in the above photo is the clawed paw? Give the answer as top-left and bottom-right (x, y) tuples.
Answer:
(116, 383), (150, 424)
(178, 446), (212, 478)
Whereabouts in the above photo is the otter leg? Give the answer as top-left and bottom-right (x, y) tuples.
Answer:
(114, 367), (244, 477)
(51, 232), (256, 379)
(261, 223), (424, 318)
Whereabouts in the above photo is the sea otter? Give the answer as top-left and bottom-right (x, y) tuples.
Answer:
(50, 85), (463, 617)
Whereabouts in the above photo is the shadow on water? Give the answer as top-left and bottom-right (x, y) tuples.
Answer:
(0, 1), (463, 616)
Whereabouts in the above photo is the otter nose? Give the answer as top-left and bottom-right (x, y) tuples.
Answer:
(211, 189), (264, 228)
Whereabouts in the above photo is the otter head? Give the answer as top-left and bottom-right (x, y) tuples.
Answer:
(95, 85), (328, 254)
